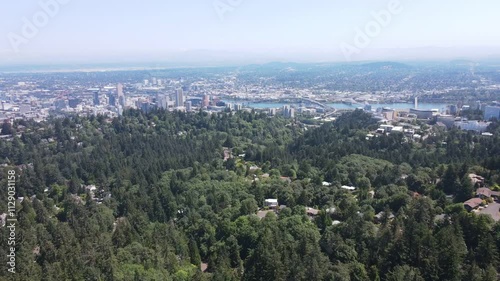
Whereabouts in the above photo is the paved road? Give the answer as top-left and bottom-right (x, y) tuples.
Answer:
(479, 202), (500, 222)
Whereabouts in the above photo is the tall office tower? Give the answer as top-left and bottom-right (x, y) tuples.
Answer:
(282, 105), (295, 119)
(184, 101), (192, 112)
(108, 93), (117, 107)
(152, 77), (157, 85)
(175, 89), (184, 107)
(93, 91), (100, 106)
(117, 83), (123, 97)
(119, 96), (126, 108)
(203, 95), (210, 107)
(157, 94), (168, 109)
(414, 97), (418, 109)
(282, 105), (290, 118)
(117, 84), (126, 107)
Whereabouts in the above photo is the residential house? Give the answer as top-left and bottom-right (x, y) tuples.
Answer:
(464, 198), (483, 212)
(305, 207), (320, 219)
(341, 185), (356, 191)
(476, 188), (492, 200)
(264, 199), (279, 209)
(476, 187), (500, 201)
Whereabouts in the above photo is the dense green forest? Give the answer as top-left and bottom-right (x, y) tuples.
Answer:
(0, 109), (499, 281)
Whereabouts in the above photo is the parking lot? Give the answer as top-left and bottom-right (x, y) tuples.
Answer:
(479, 202), (500, 222)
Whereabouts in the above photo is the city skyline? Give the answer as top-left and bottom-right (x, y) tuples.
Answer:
(1, 0), (500, 66)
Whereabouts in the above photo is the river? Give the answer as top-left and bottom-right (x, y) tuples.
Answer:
(223, 100), (448, 111)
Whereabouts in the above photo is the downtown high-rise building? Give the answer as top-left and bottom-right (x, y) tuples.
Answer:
(118, 96), (126, 108)
(175, 89), (184, 107)
(184, 101), (192, 112)
(93, 91), (100, 106)
(157, 94), (168, 109)
(282, 105), (295, 119)
(203, 95), (210, 107)
(117, 83), (123, 96)
(108, 92), (117, 107)
(117, 84), (126, 108)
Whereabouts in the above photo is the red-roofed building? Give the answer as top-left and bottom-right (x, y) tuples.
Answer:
(464, 198), (483, 212)
(476, 187), (492, 199)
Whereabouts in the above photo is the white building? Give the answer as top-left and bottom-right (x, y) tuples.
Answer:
(454, 120), (491, 133)
(341, 185), (356, 191)
(379, 124), (394, 133)
(264, 199), (279, 208)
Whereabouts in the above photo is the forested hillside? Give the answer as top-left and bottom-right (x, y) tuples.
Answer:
(0, 109), (499, 281)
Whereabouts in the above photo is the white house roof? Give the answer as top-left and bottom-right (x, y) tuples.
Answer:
(341, 185), (356, 191)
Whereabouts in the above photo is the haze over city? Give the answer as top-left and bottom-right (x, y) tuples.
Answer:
(2, 1), (500, 281)
(1, 0), (500, 68)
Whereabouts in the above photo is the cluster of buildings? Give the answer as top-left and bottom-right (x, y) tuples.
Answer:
(0, 100), (48, 123)
(369, 98), (499, 136)
(256, 198), (321, 221)
(281, 105), (295, 119)
(0, 73), (240, 125)
(1, 69), (499, 131)
(462, 174), (500, 221)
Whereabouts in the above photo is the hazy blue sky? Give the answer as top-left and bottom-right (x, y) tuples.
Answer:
(1, 0), (499, 65)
